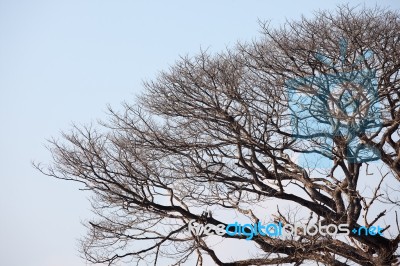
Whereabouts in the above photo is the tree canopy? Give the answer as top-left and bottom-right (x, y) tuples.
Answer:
(37, 6), (400, 266)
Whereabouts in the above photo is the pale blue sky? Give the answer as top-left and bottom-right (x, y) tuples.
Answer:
(1, 1), (399, 265)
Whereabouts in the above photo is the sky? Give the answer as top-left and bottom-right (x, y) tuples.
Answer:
(1, 1), (399, 265)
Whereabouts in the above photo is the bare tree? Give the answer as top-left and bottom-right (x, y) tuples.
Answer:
(36, 6), (400, 266)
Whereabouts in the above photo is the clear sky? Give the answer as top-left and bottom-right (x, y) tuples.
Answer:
(1, 1), (399, 265)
